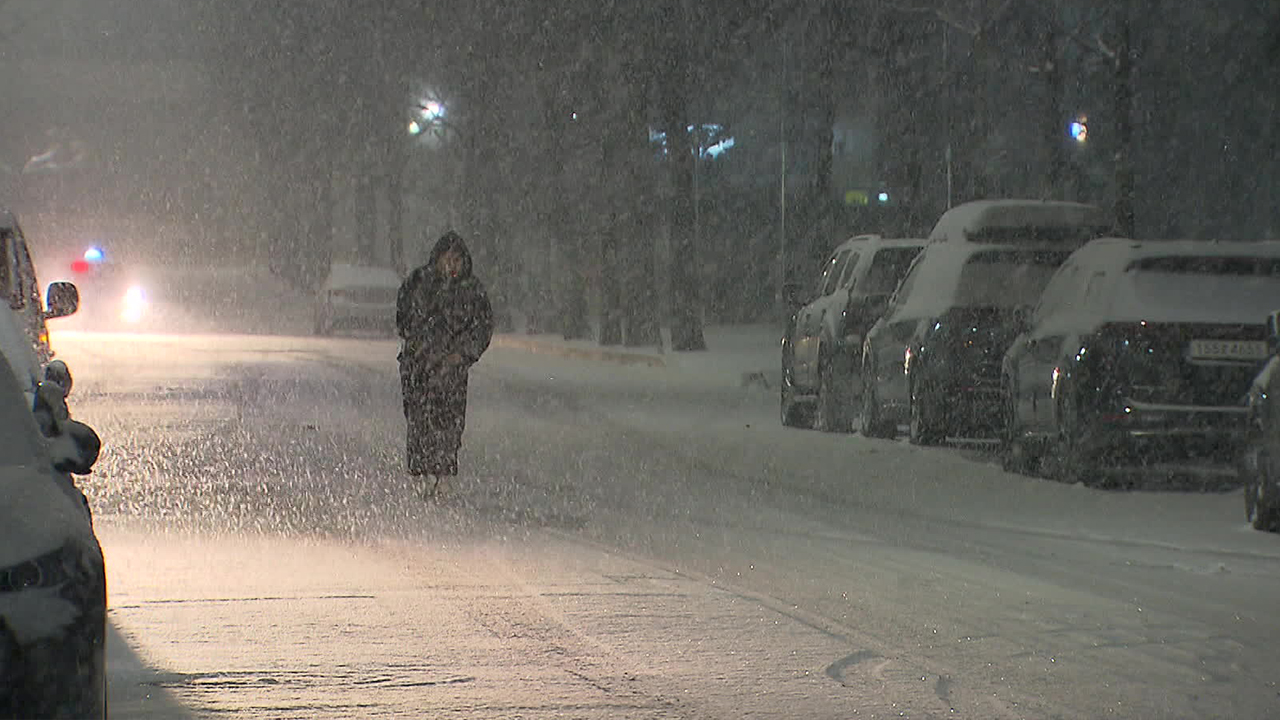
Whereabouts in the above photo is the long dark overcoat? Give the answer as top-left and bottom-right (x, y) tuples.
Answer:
(395, 234), (493, 476)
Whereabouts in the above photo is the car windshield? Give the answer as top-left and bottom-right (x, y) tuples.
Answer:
(954, 249), (1072, 308)
(1118, 255), (1280, 323)
(861, 247), (921, 294)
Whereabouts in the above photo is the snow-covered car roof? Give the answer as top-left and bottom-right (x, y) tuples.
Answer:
(321, 263), (402, 291)
(833, 234), (928, 251)
(889, 241), (1072, 321)
(928, 199), (1111, 244)
(1031, 238), (1280, 333)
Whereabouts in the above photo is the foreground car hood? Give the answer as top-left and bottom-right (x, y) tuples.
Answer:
(0, 463), (94, 570)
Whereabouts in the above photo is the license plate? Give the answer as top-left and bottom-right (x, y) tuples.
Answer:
(1188, 339), (1269, 361)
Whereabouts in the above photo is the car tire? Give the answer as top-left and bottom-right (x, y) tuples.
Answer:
(860, 374), (895, 439)
(780, 355), (814, 429)
(908, 379), (943, 446)
(1247, 451), (1280, 532)
(1000, 384), (1038, 474)
(1049, 394), (1102, 486)
(815, 352), (853, 433)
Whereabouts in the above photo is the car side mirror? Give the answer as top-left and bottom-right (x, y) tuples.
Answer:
(32, 381), (100, 474)
(44, 359), (73, 397)
(50, 420), (101, 475)
(1267, 309), (1280, 354)
(45, 281), (80, 319)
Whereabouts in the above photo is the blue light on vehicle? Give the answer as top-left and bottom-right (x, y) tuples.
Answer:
(84, 247), (104, 263)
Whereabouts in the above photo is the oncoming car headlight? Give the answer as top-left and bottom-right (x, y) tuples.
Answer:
(121, 285), (147, 323)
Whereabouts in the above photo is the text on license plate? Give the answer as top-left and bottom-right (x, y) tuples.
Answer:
(1188, 339), (1269, 361)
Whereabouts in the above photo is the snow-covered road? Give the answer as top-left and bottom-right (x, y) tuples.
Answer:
(53, 330), (1280, 719)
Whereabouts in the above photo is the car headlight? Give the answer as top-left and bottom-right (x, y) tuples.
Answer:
(121, 285), (147, 323)
(0, 545), (76, 593)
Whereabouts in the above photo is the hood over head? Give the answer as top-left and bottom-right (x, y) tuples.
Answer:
(428, 230), (474, 280)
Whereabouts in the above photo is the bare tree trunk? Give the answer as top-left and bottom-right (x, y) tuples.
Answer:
(1044, 23), (1066, 199)
(387, 157), (405, 273)
(354, 177), (377, 264)
(660, 0), (706, 352)
(599, 210), (624, 346)
(1114, 2), (1136, 237)
(620, 65), (661, 347)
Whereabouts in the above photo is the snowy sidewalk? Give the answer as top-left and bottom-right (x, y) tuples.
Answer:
(491, 323), (781, 390)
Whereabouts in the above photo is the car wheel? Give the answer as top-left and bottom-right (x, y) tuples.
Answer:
(1248, 451), (1280, 532)
(815, 353), (853, 433)
(908, 379), (943, 446)
(860, 374), (895, 439)
(780, 354), (814, 428)
(1049, 394), (1102, 486)
(1000, 384), (1038, 474)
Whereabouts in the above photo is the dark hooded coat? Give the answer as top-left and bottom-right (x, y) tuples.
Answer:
(396, 232), (494, 476)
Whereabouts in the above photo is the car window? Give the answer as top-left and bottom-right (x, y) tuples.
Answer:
(860, 246), (923, 295)
(1032, 260), (1081, 324)
(955, 249), (1072, 309)
(0, 229), (18, 310)
(821, 250), (852, 296)
(836, 252), (861, 289)
(12, 233), (39, 312)
(886, 254), (925, 313)
(813, 251), (841, 295)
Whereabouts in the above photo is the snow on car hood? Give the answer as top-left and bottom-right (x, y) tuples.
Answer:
(0, 462), (92, 569)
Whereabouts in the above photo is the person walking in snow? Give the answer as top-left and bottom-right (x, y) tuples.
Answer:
(396, 230), (494, 499)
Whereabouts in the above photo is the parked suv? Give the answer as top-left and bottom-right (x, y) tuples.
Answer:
(1244, 310), (1280, 531)
(0, 345), (105, 718)
(1003, 239), (1280, 485)
(859, 199), (1108, 443)
(781, 235), (925, 431)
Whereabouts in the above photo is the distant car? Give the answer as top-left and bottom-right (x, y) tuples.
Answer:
(61, 245), (150, 329)
(781, 235), (925, 431)
(314, 263), (402, 336)
(1003, 239), (1280, 486)
(0, 329), (105, 718)
(1, 209), (79, 362)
